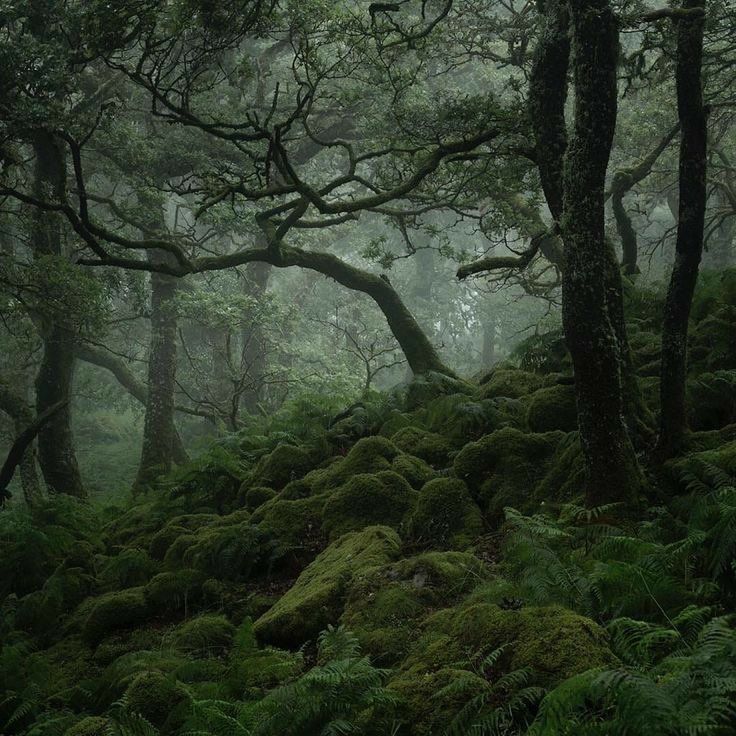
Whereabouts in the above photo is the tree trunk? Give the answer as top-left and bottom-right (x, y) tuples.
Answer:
(31, 131), (85, 498)
(0, 380), (43, 506)
(240, 261), (271, 414)
(135, 250), (180, 489)
(655, 0), (708, 459)
(561, 0), (640, 505)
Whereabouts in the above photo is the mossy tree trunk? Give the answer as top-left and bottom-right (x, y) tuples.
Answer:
(560, 0), (641, 505)
(240, 261), (272, 414)
(135, 248), (180, 489)
(31, 131), (85, 498)
(655, 0), (708, 459)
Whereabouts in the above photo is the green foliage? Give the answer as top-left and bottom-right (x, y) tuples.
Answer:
(170, 615), (235, 658)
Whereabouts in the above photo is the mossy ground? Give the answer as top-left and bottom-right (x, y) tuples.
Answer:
(5, 277), (736, 734)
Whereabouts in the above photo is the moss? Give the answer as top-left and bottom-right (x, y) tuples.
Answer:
(687, 371), (736, 431)
(250, 443), (314, 489)
(322, 472), (417, 539)
(170, 614), (235, 657)
(279, 478), (312, 500)
(378, 410), (414, 437)
(525, 384), (578, 433)
(180, 522), (269, 581)
(405, 371), (474, 410)
(407, 478), (484, 550)
(144, 568), (207, 614)
(252, 493), (327, 556)
(391, 453), (436, 488)
(389, 667), (486, 736)
(124, 670), (187, 729)
(341, 551), (488, 663)
(454, 427), (564, 517)
(98, 548), (158, 591)
(63, 716), (110, 736)
(305, 436), (400, 493)
(391, 426), (453, 466)
(93, 627), (164, 666)
(477, 368), (544, 400)
(253, 526), (401, 648)
(162, 533), (198, 569)
(82, 587), (149, 645)
(534, 436), (586, 504)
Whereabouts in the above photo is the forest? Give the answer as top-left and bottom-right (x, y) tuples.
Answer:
(1, 0), (735, 733)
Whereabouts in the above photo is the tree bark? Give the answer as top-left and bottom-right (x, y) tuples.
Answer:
(135, 247), (180, 489)
(561, 0), (640, 505)
(240, 261), (272, 413)
(0, 380), (43, 506)
(31, 131), (85, 498)
(655, 0), (708, 459)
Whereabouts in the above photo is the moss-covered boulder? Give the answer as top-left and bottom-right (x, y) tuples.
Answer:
(405, 371), (474, 411)
(252, 493), (327, 557)
(390, 602), (612, 735)
(322, 472), (417, 539)
(341, 551), (488, 663)
(124, 670), (187, 729)
(249, 443), (314, 490)
(454, 427), (563, 517)
(64, 716), (110, 736)
(391, 453), (437, 489)
(179, 521), (269, 581)
(241, 485), (276, 510)
(170, 614), (235, 657)
(687, 370), (736, 431)
(149, 514), (219, 561)
(391, 426), (454, 466)
(82, 588), (149, 645)
(407, 478), (484, 550)
(97, 548), (158, 591)
(525, 384), (578, 433)
(477, 368), (544, 400)
(253, 526), (401, 648)
(305, 436), (400, 493)
(144, 569), (207, 615)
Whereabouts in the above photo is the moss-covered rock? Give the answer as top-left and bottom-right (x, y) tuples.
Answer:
(124, 670), (187, 729)
(405, 371), (474, 411)
(252, 493), (327, 557)
(241, 485), (277, 510)
(250, 443), (314, 490)
(98, 548), (158, 591)
(391, 453), (437, 489)
(378, 410), (414, 438)
(407, 478), (484, 550)
(322, 472), (417, 539)
(63, 716), (110, 736)
(170, 614), (235, 657)
(341, 551), (488, 663)
(144, 568), (207, 614)
(477, 368), (544, 400)
(687, 370), (736, 431)
(82, 588), (149, 645)
(305, 436), (400, 493)
(93, 627), (164, 666)
(525, 384), (578, 433)
(390, 602), (612, 734)
(180, 521), (269, 581)
(253, 526), (401, 648)
(534, 435), (586, 503)
(391, 426), (454, 466)
(454, 427), (563, 517)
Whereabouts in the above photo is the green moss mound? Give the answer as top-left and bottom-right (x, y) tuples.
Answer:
(63, 716), (110, 736)
(391, 426), (453, 466)
(252, 493), (327, 558)
(525, 384), (578, 432)
(407, 478), (484, 550)
(454, 427), (563, 517)
(144, 568), (206, 615)
(391, 453), (436, 488)
(322, 472), (417, 539)
(171, 614), (236, 657)
(124, 670), (187, 729)
(249, 443), (314, 489)
(478, 368), (544, 400)
(341, 551), (488, 663)
(242, 485), (277, 510)
(82, 588), (149, 645)
(253, 526), (401, 649)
